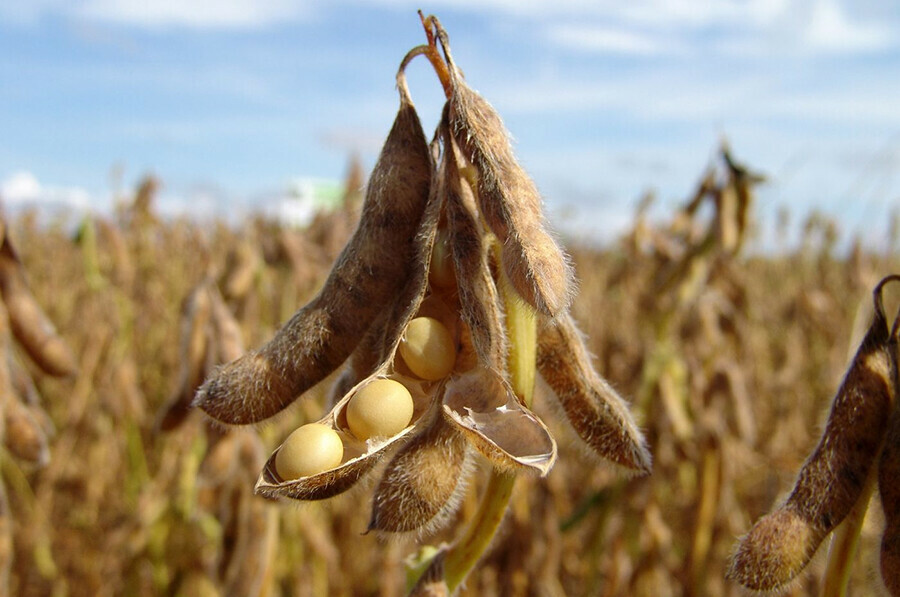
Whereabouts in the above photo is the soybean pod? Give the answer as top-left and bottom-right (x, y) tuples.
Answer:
(729, 274), (900, 591)
(197, 76), (433, 425)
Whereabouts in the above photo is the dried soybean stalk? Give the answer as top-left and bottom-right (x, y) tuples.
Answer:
(159, 283), (213, 431)
(433, 21), (574, 318)
(728, 274), (900, 591)
(0, 234), (76, 377)
(208, 285), (244, 363)
(536, 313), (651, 474)
(196, 72), (433, 425)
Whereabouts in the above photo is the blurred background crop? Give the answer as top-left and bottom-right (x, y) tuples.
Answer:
(1, 2), (900, 597)
(2, 0), (899, 246)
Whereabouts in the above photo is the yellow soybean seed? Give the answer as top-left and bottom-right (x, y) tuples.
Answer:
(429, 227), (456, 289)
(346, 379), (414, 440)
(275, 423), (344, 480)
(399, 317), (457, 381)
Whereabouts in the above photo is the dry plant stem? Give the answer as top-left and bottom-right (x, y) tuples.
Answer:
(444, 267), (536, 593)
(689, 444), (721, 590)
(822, 462), (878, 597)
(417, 11), (452, 98)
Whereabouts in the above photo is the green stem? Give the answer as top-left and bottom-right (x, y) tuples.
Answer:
(822, 462), (878, 597)
(443, 268), (537, 593)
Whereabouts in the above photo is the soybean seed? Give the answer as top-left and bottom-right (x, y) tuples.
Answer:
(399, 317), (456, 381)
(275, 424), (344, 481)
(346, 379), (414, 440)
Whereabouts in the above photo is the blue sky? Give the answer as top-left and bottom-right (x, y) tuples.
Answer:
(1, 0), (899, 247)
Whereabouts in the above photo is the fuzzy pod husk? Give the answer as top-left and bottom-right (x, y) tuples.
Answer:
(728, 274), (899, 591)
(368, 403), (470, 534)
(536, 312), (651, 474)
(880, 408), (900, 596)
(437, 28), (574, 318)
(197, 86), (433, 425)
(444, 132), (506, 369)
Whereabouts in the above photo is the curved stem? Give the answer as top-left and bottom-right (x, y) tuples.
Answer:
(416, 10), (452, 99)
(444, 266), (537, 593)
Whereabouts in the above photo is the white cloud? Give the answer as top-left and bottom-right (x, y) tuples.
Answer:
(544, 24), (677, 55)
(76, 0), (308, 29)
(0, 0), (309, 29)
(804, 0), (892, 53)
(0, 171), (94, 212)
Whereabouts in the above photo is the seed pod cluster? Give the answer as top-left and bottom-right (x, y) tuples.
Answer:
(728, 274), (900, 592)
(197, 19), (648, 583)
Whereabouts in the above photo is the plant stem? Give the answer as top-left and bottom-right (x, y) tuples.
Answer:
(822, 461), (878, 597)
(416, 11), (452, 99)
(443, 268), (537, 593)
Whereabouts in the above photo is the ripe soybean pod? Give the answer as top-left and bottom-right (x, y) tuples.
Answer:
(368, 402), (470, 534)
(196, 72), (433, 425)
(0, 235), (76, 378)
(434, 22), (574, 318)
(443, 129), (506, 369)
(728, 274), (900, 591)
(536, 312), (651, 474)
(879, 298), (900, 596)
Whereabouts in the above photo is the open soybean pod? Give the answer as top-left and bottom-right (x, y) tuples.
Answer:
(443, 365), (557, 476)
(196, 68), (433, 425)
(728, 274), (900, 591)
(0, 235), (76, 378)
(536, 313), (652, 474)
(434, 23), (574, 318)
(443, 127), (506, 369)
(255, 159), (445, 501)
(879, 302), (900, 596)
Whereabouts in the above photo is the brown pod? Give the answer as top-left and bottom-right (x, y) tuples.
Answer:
(444, 133), (506, 368)
(196, 81), (433, 425)
(437, 28), (573, 317)
(256, 172), (445, 501)
(4, 398), (50, 466)
(0, 236), (76, 377)
(208, 285), (244, 363)
(409, 550), (449, 597)
(879, 303), (900, 597)
(0, 482), (11, 596)
(728, 274), (900, 591)
(880, 407), (900, 596)
(158, 284), (213, 432)
(368, 404), (470, 534)
(536, 313), (651, 474)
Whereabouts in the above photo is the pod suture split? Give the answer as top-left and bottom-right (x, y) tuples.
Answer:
(196, 14), (648, 594)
